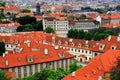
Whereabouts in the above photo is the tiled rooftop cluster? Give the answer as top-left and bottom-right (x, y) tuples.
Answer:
(0, 32), (74, 69)
(62, 50), (120, 80)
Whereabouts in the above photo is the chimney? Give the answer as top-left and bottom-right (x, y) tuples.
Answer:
(117, 35), (120, 42)
(98, 76), (102, 80)
(3, 53), (5, 58)
(44, 48), (48, 55)
(54, 46), (59, 50)
(69, 39), (73, 42)
(108, 35), (111, 41)
(27, 43), (30, 47)
(86, 40), (88, 44)
(71, 71), (75, 78)
(6, 60), (8, 66)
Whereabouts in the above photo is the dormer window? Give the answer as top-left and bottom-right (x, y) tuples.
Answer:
(72, 42), (75, 47)
(58, 40), (61, 45)
(65, 41), (68, 46)
(27, 57), (33, 62)
(58, 53), (64, 58)
(111, 45), (117, 50)
(99, 44), (105, 50)
(78, 43), (82, 48)
(86, 44), (89, 48)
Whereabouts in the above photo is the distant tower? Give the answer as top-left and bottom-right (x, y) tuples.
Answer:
(36, 3), (40, 15)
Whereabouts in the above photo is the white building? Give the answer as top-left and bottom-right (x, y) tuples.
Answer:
(43, 16), (69, 37)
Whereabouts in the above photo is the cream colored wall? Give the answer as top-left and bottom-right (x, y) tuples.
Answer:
(6, 58), (74, 78)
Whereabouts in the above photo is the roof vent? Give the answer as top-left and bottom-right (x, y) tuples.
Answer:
(44, 48), (48, 55)
(5, 51), (8, 54)
(98, 76), (102, 80)
(86, 40), (88, 44)
(69, 39), (73, 42)
(3, 53), (5, 58)
(52, 36), (55, 40)
(108, 35), (111, 41)
(117, 36), (120, 42)
(6, 60), (8, 66)
(17, 57), (21, 62)
(54, 46), (59, 50)
(71, 71), (75, 78)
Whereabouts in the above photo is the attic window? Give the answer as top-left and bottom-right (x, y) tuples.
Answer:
(72, 42), (75, 47)
(111, 45), (117, 50)
(65, 41), (68, 46)
(27, 57), (33, 62)
(58, 40), (61, 45)
(99, 44), (105, 50)
(58, 53), (64, 58)
(78, 43), (82, 48)
(92, 70), (96, 75)
(86, 44), (89, 48)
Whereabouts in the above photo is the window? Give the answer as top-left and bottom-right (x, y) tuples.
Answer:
(57, 61), (59, 69)
(40, 63), (43, 70)
(61, 60), (64, 68)
(24, 66), (27, 76)
(86, 51), (87, 53)
(85, 57), (87, 60)
(18, 67), (21, 78)
(66, 59), (68, 69)
(35, 64), (38, 72)
(29, 65), (32, 75)
(12, 68), (15, 72)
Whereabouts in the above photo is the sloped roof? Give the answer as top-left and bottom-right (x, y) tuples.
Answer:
(62, 50), (120, 80)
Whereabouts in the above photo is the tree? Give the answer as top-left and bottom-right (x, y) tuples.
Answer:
(78, 29), (85, 39)
(105, 30), (117, 36)
(18, 16), (36, 25)
(116, 5), (120, 11)
(0, 41), (5, 56)
(95, 8), (105, 14)
(0, 1), (6, 7)
(33, 68), (56, 80)
(21, 8), (31, 13)
(0, 70), (10, 80)
(67, 29), (78, 39)
(84, 32), (92, 40)
(110, 58), (120, 80)
(44, 26), (55, 33)
(68, 61), (82, 73)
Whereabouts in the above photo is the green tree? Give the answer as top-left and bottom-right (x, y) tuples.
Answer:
(95, 8), (105, 14)
(68, 61), (82, 73)
(67, 29), (78, 39)
(33, 68), (56, 80)
(21, 8), (31, 13)
(105, 30), (117, 36)
(0, 70), (10, 80)
(78, 29), (85, 39)
(44, 26), (55, 33)
(116, 5), (120, 11)
(84, 32), (92, 40)
(110, 58), (120, 80)
(0, 1), (6, 7)
(0, 41), (5, 56)
(18, 16), (36, 25)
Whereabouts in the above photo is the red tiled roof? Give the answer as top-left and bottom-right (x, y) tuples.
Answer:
(103, 24), (120, 28)
(17, 12), (34, 17)
(62, 50), (120, 80)
(0, 44), (74, 68)
(5, 71), (15, 79)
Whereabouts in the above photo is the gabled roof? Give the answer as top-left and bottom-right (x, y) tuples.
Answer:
(0, 43), (74, 68)
(62, 50), (120, 80)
